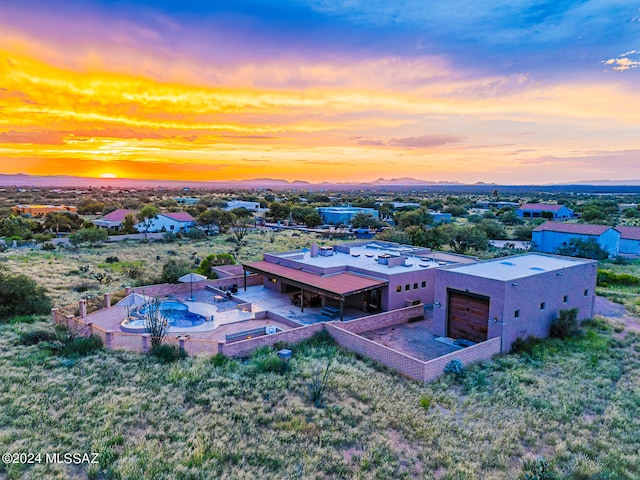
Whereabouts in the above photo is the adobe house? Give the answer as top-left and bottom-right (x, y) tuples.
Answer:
(616, 226), (640, 255)
(432, 253), (597, 352)
(243, 241), (476, 320)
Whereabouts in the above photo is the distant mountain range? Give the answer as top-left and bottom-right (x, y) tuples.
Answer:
(1, 173), (640, 190)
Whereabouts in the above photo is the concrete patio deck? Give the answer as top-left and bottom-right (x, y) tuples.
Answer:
(228, 284), (371, 325)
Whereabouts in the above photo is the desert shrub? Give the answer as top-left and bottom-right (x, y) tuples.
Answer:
(443, 359), (465, 379)
(71, 281), (99, 293)
(307, 358), (333, 407)
(0, 270), (52, 322)
(185, 227), (205, 239)
(195, 253), (235, 278)
(18, 328), (58, 346)
(160, 259), (191, 283)
(105, 256), (120, 263)
(163, 231), (177, 243)
(597, 269), (640, 287)
(253, 355), (287, 374)
(521, 456), (556, 480)
(550, 308), (582, 339)
(211, 353), (228, 367)
(419, 395), (432, 411)
(69, 227), (108, 246)
(511, 336), (545, 355)
(61, 335), (103, 358)
(150, 344), (184, 363)
(41, 242), (56, 251)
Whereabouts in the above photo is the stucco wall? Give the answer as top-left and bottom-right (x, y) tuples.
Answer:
(532, 230), (620, 256)
(433, 258), (597, 352)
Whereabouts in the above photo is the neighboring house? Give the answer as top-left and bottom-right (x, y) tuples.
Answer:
(173, 197), (199, 205)
(516, 203), (574, 220)
(134, 212), (196, 233)
(476, 201), (520, 209)
(431, 212), (452, 224)
(316, 207), (379, 225)
(617, 226), (640, 255)
(93, 209), (138, 230)
(432, 253), (596, 352)
(532, 222), (620, 256)
(12, 204), (77, 217)
(225, 200), (263, 212)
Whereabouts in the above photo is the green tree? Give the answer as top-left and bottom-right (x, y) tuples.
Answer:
(196, 253), (236, 278)
(395, 208), (433, 229)
(477, 219), (506, 240)
(304, 212), (323, 228)
(197, 208), (233, 233)
(440, 224), (489, 254)
(268, 202), (291, 222)
(137, 204), (159, 240)
(351, 212), (383, 229)
(0, 216), (36, 239)
(0, 269), (52, 321)
(122, 214), (137, 234)
(555, 238), (609, 260)
(44, 211), (83, 234)
(69, 228), (108, 247)
(161, 259), (191, 283)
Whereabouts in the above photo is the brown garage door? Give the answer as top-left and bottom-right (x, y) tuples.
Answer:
(447, 291), (489, 343)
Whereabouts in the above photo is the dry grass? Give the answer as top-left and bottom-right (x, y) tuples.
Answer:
(1, 321), (639, 479)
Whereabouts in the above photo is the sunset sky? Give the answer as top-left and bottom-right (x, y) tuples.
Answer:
(0, 0), (639, 184)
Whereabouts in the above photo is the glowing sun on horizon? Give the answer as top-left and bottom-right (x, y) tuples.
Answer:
(99, 173), (118, 179)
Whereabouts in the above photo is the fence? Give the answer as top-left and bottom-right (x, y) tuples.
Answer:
(51, 288), (501, 383)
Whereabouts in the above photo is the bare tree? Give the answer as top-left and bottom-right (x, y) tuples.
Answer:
(231, 215), (251, 244)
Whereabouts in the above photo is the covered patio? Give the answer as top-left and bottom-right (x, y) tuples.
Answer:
(243, 260), (388, 321)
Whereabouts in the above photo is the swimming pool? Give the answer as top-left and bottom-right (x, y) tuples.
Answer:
(121, 300), (209, 332)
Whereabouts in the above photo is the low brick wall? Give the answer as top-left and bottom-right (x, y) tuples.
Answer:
(261, 311), (305, 329)
(422, 337), (502, 382)
(340, 304), (424, 334)
(221, 323), (324, 357)
(325, 323), (427, 381)
(128, 274), (262, 297)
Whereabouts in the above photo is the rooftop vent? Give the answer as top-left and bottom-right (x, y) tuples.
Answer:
(318, 246), (334, 257)
(530, 267), (545, 271)
(500, 261), (515, 266)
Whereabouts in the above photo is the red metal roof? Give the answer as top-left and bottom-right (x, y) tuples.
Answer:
(244, 260), (387, 296)
(518, 203), (565, 211)
(101, 209), (138, 222)
(616, 226), (640, 240)
(533, 222), (613, 236)
(162, 212), (195, 222)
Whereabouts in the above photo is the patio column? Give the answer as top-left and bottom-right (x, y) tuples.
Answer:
(243, 268), (247, 291)
(105, 330), (114, 349)
(104, 293), (111, 309)
(79, 299), (87, 319)
(300, 288), (304, 312)
(339, 299), (344, 322)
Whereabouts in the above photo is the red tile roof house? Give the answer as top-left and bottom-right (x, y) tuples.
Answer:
(532, 222), (621, 256)
(617, 226), (640, 255)
(93, 209), (139, 230)
(516, 203), (574, 220)
(134, 211), (196, 233)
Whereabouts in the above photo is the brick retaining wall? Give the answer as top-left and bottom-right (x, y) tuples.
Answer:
(325, 323), (427, 381)
(340, 304), (424, 334)
(221, 323), (324, 357)
(422, 337), (501, 382)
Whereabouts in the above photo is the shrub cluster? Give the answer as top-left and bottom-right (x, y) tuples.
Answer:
(597, 269), (640, 287)
(0, 270), (52, 322)
(549, 308), (582, 339)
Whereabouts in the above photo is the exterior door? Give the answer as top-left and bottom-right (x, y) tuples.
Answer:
(447, 290), (489, 343)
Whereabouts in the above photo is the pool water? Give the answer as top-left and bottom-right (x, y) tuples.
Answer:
(139, 301), (207, 328)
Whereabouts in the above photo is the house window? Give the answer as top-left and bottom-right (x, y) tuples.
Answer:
(515, 309), (520, 318)
(540, 302), (545, 310)
(421, 281), (426, 288)
(563, 295), (568, 303)
(405, 284), (410, 291)
(584, 289), (589, 297)
(413, 283), (418, 289)
(170, 225), (175, 231)
(396, 286), (402, 293)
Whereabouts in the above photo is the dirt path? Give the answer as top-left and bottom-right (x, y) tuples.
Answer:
(594, 295), (640, 334)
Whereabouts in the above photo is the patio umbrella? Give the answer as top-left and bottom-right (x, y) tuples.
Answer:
(178, 272), (207, 301)
(116, 292), (149, 317)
